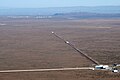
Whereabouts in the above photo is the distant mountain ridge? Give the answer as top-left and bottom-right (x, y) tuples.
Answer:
(0, 6), (120, 16)
(53, 12), (120, 19)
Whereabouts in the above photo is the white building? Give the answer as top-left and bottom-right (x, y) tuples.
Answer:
(95, 65), (110, 70)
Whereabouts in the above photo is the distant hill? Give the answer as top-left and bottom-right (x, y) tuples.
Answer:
(0, 6), (120, 16)
(53, 12), (120, 19)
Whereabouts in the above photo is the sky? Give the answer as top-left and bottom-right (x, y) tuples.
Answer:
(0, 0), (120, 8)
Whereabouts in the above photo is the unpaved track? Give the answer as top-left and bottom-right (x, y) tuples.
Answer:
(0, 67), (94, 73)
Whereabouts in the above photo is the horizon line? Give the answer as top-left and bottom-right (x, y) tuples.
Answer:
(0, 5), (120, 9)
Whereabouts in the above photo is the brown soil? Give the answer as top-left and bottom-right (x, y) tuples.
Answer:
(0, 18), (120, 80)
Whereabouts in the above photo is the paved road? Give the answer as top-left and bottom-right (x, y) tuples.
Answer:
(0, 67), (94, 73)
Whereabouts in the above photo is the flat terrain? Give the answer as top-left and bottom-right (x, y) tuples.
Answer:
(0, 18), (120, 80)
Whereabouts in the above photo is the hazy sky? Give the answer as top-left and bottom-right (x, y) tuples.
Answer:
(0, 0), (120, 8)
